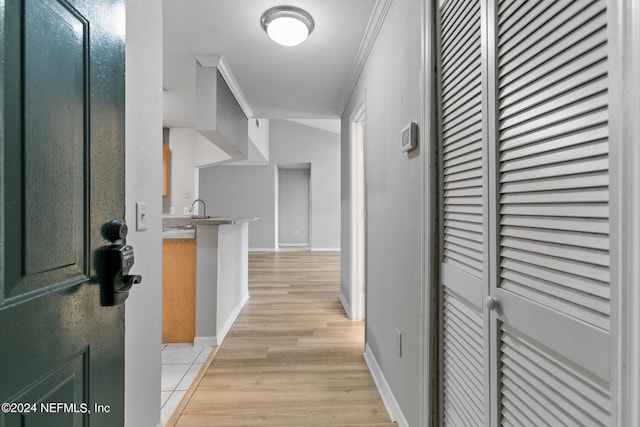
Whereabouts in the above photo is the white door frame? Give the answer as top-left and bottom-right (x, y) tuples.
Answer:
(609, 1), (640, 425)
(420, 0), (438, 425)
(350, 102), (367, 321)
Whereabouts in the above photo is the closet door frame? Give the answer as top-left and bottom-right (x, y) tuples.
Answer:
(608, 0), (640, 425)
(420, 0), (439, 424)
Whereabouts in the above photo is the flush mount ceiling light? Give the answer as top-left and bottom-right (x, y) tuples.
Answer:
(260, 6), (314, 47)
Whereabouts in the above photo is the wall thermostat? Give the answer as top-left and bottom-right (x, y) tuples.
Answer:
(401, 122), (417, 152)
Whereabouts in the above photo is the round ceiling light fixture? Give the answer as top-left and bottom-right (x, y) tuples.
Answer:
(260, 6), (315, 47)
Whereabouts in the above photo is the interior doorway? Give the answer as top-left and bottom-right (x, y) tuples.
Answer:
(277, 164), (311, 248)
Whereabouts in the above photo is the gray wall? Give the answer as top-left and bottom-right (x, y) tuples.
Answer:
(124, 0), (163, 426)
(200, 165), (276, 249)
(199, 119), (340, 250)
(341, 0), (423, 424)
(279, 168), (310, 245)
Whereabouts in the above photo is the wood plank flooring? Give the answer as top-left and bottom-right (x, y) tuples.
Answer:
(169, 250), (395, 426)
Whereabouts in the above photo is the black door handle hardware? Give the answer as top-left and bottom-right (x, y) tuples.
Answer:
(99, 219), (142, 306)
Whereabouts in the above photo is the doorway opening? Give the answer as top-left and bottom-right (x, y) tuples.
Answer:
(277, 164), (311, 249)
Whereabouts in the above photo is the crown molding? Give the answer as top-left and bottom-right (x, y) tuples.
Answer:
(195, 54), (254, 119)
(337, 0), (394, 116)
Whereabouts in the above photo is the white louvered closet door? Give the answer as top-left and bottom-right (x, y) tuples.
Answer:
(438, 0), (489, 425)
(437, 0), (612, 425)
(493, 0), (611, 425)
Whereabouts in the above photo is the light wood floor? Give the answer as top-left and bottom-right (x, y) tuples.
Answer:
(169, 250), (395, 426)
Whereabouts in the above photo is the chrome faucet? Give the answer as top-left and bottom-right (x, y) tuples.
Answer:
(190, 198), (207, 217)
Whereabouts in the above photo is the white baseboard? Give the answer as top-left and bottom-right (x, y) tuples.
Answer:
(193, 336), (217, 347)
(310, 247), (341, 252)
(216, 292), (249, 345)
(338, 291), (353, 320)
(249, 248), (275, 252)
(278, 243), (310, 247)
(363, 344), (409, 427)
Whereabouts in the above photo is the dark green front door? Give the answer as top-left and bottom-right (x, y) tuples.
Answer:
(1, 0), (126, 425)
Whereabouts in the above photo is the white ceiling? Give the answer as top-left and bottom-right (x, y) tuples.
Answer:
(163, 0), (377, 127)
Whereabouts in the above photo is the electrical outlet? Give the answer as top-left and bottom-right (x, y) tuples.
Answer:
(183, 188), (190, 198)
(183, 207), (190, 216)
(395, 329), (402, 357)
(169, 206), (175, 215)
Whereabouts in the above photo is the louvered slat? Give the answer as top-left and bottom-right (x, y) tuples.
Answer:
(440, 0), (483, 278)
(497, 0), (609, 330)
(498, 1), (606, 80)
(442, 291), (484, 427)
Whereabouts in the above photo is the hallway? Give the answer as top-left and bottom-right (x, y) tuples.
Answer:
(166, 250), (395, 426)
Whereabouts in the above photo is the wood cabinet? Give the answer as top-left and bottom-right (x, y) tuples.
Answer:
(162, 144), (170, 196)
(162, 239), (196, 343)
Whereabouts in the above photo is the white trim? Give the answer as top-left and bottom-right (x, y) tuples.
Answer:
(419, 0), (436, 425)
(363, 344), (409, 427)
(338, 291), (353, 320)
(249, 248), (276, 252)
(350, 101), (367, 322)
(337, 0), (394, 115)
(310, 247), (341, 252)
(193, 336), (217, 347)
(216, 292), (249, 345)
(278, 243), (310, 247)
(609, 1), (640, 425)
(195, 54), (254, 119)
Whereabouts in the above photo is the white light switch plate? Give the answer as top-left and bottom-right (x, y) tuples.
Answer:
(136, 202), (148, 231)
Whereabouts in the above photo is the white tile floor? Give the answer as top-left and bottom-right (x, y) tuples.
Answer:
(161, 344), (214, 425)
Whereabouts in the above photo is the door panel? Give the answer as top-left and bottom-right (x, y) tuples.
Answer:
(442, 290), (484, 426)
(495, 0), (611, 423)
(438, 0), (487, 425)
(3, 351), (87, 427)
(496, 0), (610, 329)
(1, 0), (126, 425)
(7, 0), (88, 299)
(500, 324), (610, 426)
(440, 0), (484, 279)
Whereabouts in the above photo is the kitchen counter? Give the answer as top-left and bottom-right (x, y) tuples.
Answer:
(162, 216), (258, 240)
(163, 215), (258, 226)
(161, 228), (196, 240)
(161, 215), (258, 346)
